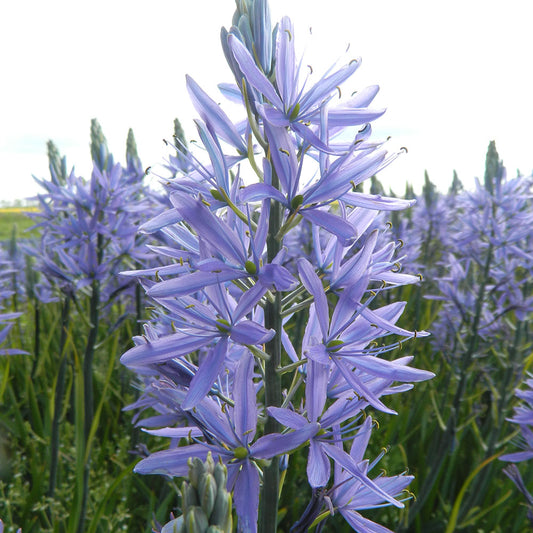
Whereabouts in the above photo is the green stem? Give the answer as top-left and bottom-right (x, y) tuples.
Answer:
(259, 165), (283, 533)
(47, 294), (71, 503)
(77, 234), (103, 533)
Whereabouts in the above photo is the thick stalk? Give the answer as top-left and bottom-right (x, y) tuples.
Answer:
(259, 167), (283, 533)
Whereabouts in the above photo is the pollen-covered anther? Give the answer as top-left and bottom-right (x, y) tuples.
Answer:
(400, 146), (409, 153)
(307, 64), (313, 74)
(336, 86), (342, 98)
(279, 148), (290, 156)
(145, 166), (151, 175)
(385, 221), (393, 229)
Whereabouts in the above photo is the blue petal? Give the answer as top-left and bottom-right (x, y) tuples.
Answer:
(134, 444), (209, 476)
(307, 440), (331, 488)
(276, 17), (297, 106)
(120, 333), (212, 367)
(187, 75), (246, 153)
(323, 442), (404, 508)
(297, 259), (329, 339)
(240, 183), (287, 204)
(299, 60), (360, 115)
(234, 460), (260, 533)
(302, 209), (356, 247)
(251, 423), (319, 458)
(342, 191), (415, 211)
(234, 351), (257, 444)
(172, 196), (246, 264)
(354, 356), (435, 383)
(230, 320), (274, 345)
(228, 34), (283, 108)
(148, 270), (243, 299)
(267, 406), (307, 429)
(182, 339), (228, 410)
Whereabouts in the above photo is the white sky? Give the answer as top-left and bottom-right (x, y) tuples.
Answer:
(1, 0), (532, 202)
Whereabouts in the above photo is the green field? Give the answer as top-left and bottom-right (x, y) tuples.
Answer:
(0, 207), (40, 241)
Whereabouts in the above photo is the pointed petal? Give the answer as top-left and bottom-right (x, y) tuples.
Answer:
(230, 320), (274, 345)
(307, 440), (331, 488)
(267, 406), (308, 429)
(148, 270), (243, 299)
(234, 461), (260, 533)
(228, 34), (283, 108)
(297, 258), (329, 338)
(234, 351), (257, 444)
(182, 339), (228, 410)
(120, 333), (211, 367)
(354, 355), (435, 382)
(187, 75), (246, 153)
(134, 444), (209, 476)
(251, 423), (319, 459)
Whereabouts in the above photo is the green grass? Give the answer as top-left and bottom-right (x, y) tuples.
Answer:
(0, 207), (40, 241)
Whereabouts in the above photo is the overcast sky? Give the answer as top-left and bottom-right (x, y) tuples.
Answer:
(1, 0), (532, 202)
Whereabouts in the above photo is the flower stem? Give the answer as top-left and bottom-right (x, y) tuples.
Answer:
(259, 164), (283, 533)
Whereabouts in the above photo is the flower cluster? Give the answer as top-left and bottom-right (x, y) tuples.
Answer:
(427, 169), (533, 355)
(121, 1), (433, 531)
(27, 122), (153, 305)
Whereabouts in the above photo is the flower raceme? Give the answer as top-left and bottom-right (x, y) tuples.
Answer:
(122, 2), (434, 531)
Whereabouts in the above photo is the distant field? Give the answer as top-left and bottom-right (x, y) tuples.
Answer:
(0, 207), (39, 242)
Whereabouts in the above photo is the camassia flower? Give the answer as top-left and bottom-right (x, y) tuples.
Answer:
(121, 283), (274, 410)
(228, 17), (385, 149)
(121, 0), (433, 530)
(133, 352), (318, 533)
(500, 377), (533, 463)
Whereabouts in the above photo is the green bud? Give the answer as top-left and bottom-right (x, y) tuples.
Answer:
(210, 491), (232, 531)
(183, 482), (200, 511)
(189, 456), (206, 489)
(199, 473), (217, 518)
(213, 461), (227, 490)
(205, 452), (215, 475)
(186, 506), (209, 532)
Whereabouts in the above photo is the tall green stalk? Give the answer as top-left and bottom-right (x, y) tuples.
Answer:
(259, 165), (283, 533)
(76, 233), (103, 533)
(47, 294), (72, 502)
